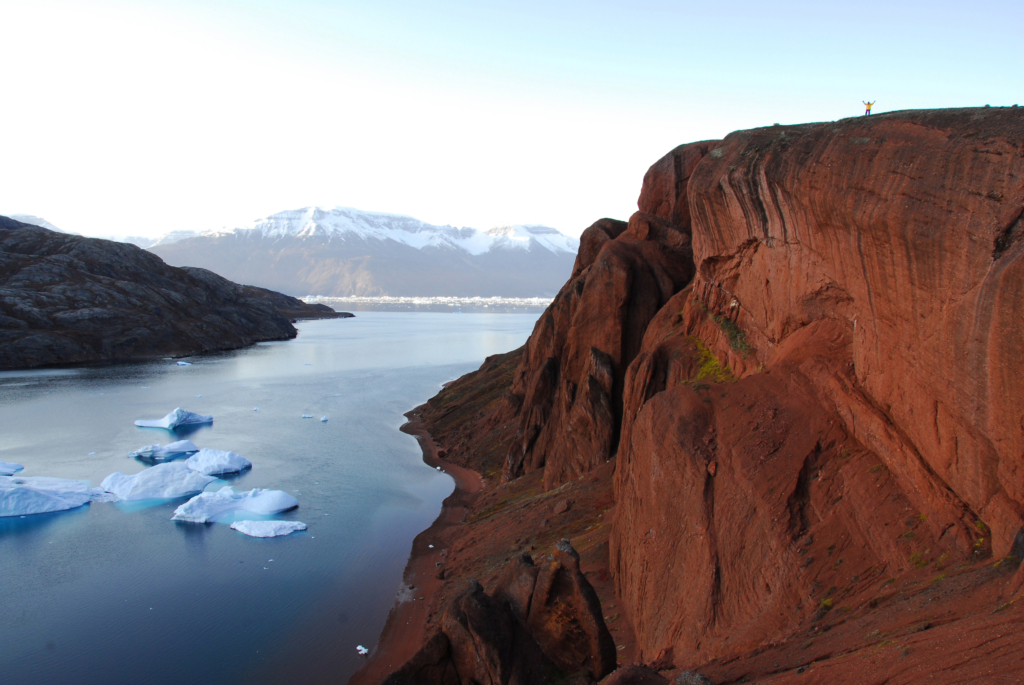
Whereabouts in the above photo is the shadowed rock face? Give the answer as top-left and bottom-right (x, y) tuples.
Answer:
(0, 217), (342, 370)
(385, 542), (615, 685)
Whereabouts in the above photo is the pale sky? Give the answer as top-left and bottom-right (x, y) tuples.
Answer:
(2, 0), (1021, 239)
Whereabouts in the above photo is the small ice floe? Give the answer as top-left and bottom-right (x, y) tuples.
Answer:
(304, 363), (311, 366)
(356, 645), (369, 656)
(230, 520), (307, 538)
(129, 440), (199, 461)
(88, 452), (96, 456)
(185, 448), (252, 476)
(435, 466), (442, 471)
(176, 361), (192, 366)
(1, 476), (92, 517)
(172, 486), (299, 523)
(0, 461), (25, 476)
(428, 544), (434, 548)
(320, 416), (328, 422)
(302, 414), (313, 419)
(333, 394), (340, 397)
(135, 408), (213, 430)
(100, 462), (217, 501)
(253, 408), (259, 412)
(195, 395), (201, 398)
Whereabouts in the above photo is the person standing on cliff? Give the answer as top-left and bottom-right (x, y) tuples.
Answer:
(863, 100), (875, 115)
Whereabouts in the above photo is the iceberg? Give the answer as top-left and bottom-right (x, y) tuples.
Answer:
(185, 448), (252, 476)
(0, 461), (24, 476)
(172, 486), (298, 523)
(134, 408), (213, 429)
(320, 416), (328, 422)
(128, 440), (200, 460)
(176, 361), (192, 366)
(229, 520), (307, 537)
(100, 462), (216, 501)
(1, 476), (92, 517)
(301, 414), (313, 419)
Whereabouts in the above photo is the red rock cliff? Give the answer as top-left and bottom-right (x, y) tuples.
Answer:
(377, 108), (1024, 684)
(497, 108), (1024, 665)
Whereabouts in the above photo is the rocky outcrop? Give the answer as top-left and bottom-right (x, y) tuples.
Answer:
(0, 217), (344, 370)
(383, 541), (615, 685)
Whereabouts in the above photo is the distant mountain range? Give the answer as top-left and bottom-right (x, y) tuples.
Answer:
(147, 207), (580, 297)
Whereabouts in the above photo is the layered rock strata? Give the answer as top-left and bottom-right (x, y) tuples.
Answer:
(0, 217), (343, 369)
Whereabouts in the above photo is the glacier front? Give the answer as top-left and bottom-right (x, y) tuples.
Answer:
(1, 476), (93, 517)
(172, 486), (298, 523)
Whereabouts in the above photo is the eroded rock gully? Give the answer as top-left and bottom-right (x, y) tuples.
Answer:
(370, 108), (1024, 684)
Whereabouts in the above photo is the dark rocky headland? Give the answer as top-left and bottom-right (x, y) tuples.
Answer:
(0, 216), (348, 370)
(354, 108), (1024, 685)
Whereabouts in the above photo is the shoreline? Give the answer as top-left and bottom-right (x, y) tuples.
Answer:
(347, 405), (483, 685)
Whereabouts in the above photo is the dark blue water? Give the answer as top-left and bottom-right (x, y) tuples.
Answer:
(0, 312), (538, 685)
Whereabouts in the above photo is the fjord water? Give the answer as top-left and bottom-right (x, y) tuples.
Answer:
(0, 312), (539, 685)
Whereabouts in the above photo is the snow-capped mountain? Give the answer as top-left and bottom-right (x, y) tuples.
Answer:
(9, 214), (67, 233)
(149, 207), (580, 297)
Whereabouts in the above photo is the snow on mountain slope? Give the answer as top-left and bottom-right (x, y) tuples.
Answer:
(154, 207), (578, 256)
(8, 214), (67, 233)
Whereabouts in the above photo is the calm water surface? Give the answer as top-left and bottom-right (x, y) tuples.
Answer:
(0, 312), (539, 685)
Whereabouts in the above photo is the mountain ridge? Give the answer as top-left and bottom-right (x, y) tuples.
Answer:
(149, 206), (579, 297)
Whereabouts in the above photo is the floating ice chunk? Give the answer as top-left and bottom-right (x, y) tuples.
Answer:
(303, 363), (311, 366)
(100, 462), (216, 501)
(301, 414), (313, 419)
(128, 440), (199, 461)
(230, 520), (307, 537)
(176, 361), (192, 366)
(356, 645), (369, 656)
(135, 408), (213, 429)
(253, 408), (259, 412)
(172, 486), (299, 523)
(320, 416), (328, 422)
(195, 395), (201, 398)
(1, 476), (92, 517)
(185, 448), (252, 476)
(88, 452), (96, 456)
(0, 461), (24, 476)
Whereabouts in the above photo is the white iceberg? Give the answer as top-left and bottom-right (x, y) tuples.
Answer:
(229, 520), (307, 537)
(128, 440), (199, 460)
(1, 476), (92, 517)
(301, 414), (313, 419)
(100, 462), (216, 501)
(172, 486), (299, 523)
(0, 461), (24, 476)
(185, 448), (252, 476)
(320, 416), (328, 422)
(176, 361), (192, 366)
(135, 408), (213, 429)
(356, 645), (369, 656)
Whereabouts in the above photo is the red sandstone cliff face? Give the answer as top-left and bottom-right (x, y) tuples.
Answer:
(377, 108), (1024, 684)
(496, 108), (1024, 666)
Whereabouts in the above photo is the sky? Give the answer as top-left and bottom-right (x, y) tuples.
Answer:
(1, 0), (1021, 240)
